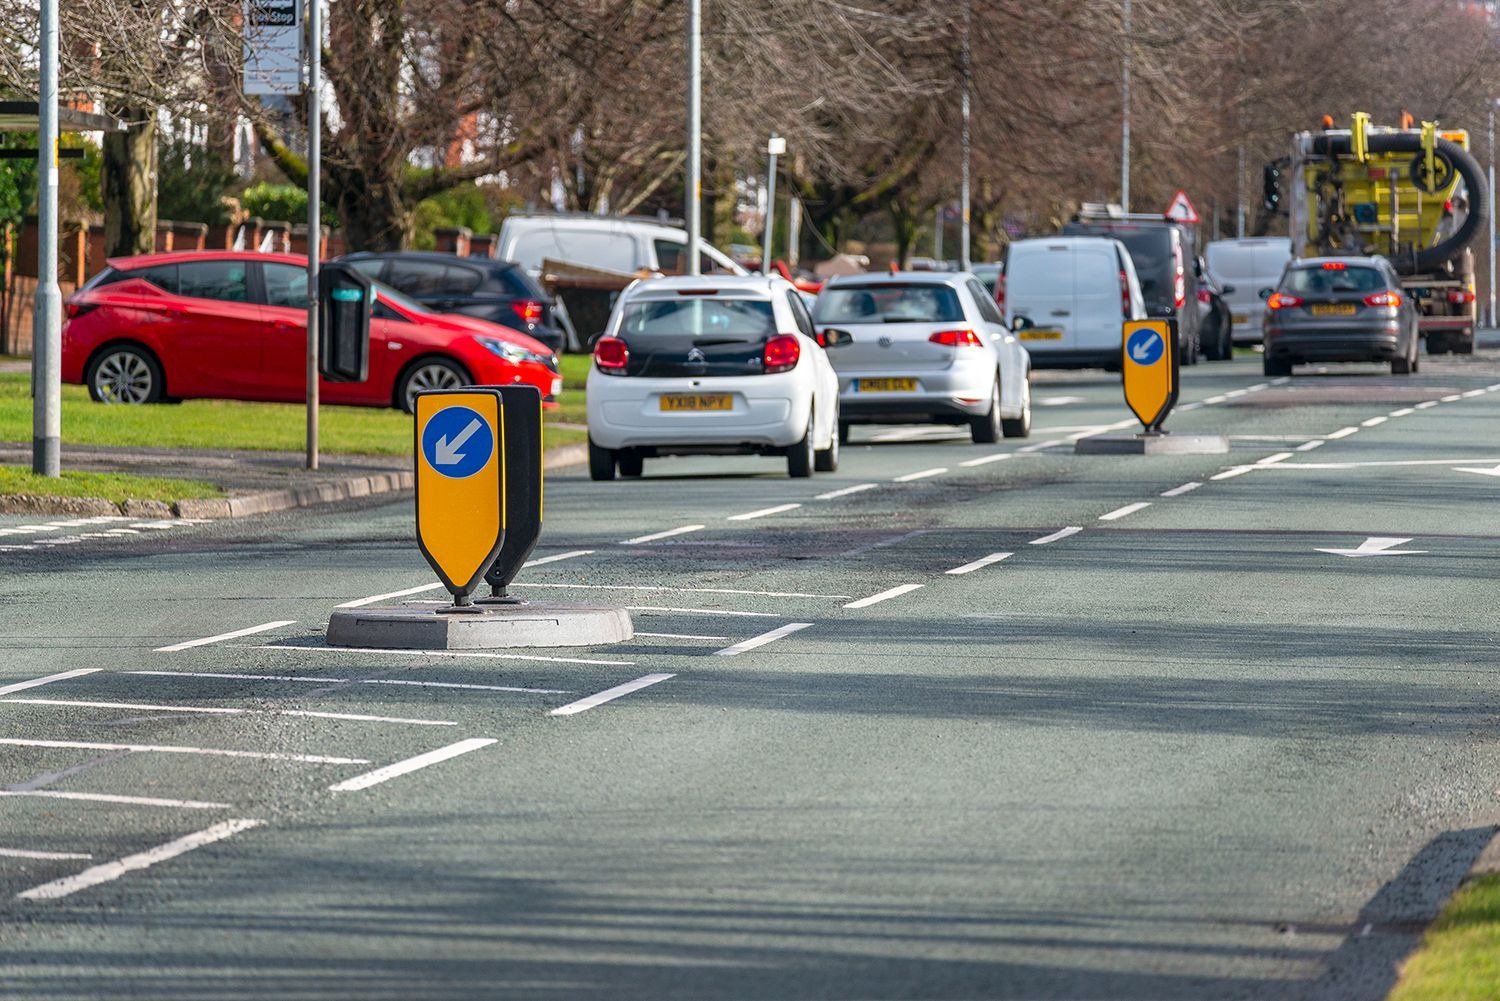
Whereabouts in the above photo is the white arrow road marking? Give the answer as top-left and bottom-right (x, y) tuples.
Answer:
(1454, 463), (1500, 477)
(1315, 536), (1428, 558)
(434, 418), (483, 465)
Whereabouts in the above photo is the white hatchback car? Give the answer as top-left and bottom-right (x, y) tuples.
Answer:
(813, 272), (1032, 442)
(586, 275), (844, 480)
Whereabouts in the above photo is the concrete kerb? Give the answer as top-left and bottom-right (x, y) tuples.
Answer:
(0, 442), (588, 521)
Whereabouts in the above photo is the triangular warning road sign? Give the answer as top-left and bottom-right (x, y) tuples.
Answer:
(1164, 189), (1200, 223)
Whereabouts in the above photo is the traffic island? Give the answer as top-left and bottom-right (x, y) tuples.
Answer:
(327, 601), (633, 650)
(1074, 432), (1229, 455)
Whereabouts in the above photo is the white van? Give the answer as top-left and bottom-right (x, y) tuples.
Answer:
(497, 215), (748, 278)
(1204, 237), (1292, 345)
(1002, 236), (1145, 369)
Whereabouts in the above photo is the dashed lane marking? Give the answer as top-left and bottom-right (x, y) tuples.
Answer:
(523, 549), (595, 566)
(0, 739), (366, 765)
(620, 525), (705, 545)
(1389, 408), (1415, 418)
(18, 818), (264, 901)
(627, 606), (779, 618)
(893, 467), (947, 482)
(1327, 427), (1360, 440)
(1099, 502), (1151, 522)
(1415, 401), (1439, 410)
(1295, 440), (1326, 452)
(1016, 439), (1066, 453)
(713, 622), (813, 656)
(338, 583), (446, 609)
(1256, 452), (1294, 466)
(1360, 416), (1388, 427)
(816, 483), (878, 500)
(1, 697), (457, 727)
(0, 790), (231, 810)
(550, 674), (676, 717)
(155, 621), (296, 653)
(329, 738), (498, 793)
(1160, 482), (1202, 498)
(126, 670), (569, 695)
(1030, 527), (1083, 545)
(844, 584), (924, 609)
(633, 632), (729, 641)
(0, 848), (92, 861)
(1210, 466), (1255, 481)
(959, 453), (1012, 468)
(0, 668), (101, 697)
(728, 503), (802, 521)
(945, 552), (1012, 575)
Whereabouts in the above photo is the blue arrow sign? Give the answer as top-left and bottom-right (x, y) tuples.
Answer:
(1125, 327), (1165, 366)
(421, 405), (494, 479)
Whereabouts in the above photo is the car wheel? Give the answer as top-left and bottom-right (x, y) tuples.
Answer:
(787, 411), (815, 478)
(1263, 357), (1291, 377)
(397, 357), (470, 413)
(815, 402), (840, 472)
(970, 379), (1002, 444)
(1001, 369), (1032, 438)
(838, 422), (851, 445)
(87, 345), (164, 404)
(588, 437), (616, 481)
(1454, 329), (1475, 355)
(618, 450), (644, 478)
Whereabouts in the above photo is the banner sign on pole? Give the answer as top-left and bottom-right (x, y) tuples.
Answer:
(243, 0), (302, 96)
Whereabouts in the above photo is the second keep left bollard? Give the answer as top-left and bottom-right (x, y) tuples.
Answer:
(480, 384), (543, 604)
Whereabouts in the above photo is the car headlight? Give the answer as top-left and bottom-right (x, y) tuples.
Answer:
(475, 336), (549, 366)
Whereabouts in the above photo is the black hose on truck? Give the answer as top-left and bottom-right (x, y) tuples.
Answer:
(1309, 132), (1486, 275)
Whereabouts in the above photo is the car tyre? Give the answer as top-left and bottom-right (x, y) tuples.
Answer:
(397, 357), (470, 413)
(617, 450), (644, 478)
(1001, 371), (1032, 438)
(588, 437), (616, 481)
(815, 403), (840, 472)
(787, 411), (815, 478)
(838, 422), (851, 446)
(1263, 356), (1292, 377)
(970, 380), (1002, 444)
(1454, 329), (1475, 355)
(86, 344), (164, 404)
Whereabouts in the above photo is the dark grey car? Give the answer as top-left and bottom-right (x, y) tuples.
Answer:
(1262, 256), (1420, 377)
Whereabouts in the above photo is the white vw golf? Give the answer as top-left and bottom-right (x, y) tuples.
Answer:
(585, 275), (846, 480)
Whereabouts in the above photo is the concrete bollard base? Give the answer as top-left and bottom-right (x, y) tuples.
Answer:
(1073, 433), (1230, 455)
(327, 601), (633, 650)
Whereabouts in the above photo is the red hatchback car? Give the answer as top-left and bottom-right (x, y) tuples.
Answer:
(62, 251), (562, 412)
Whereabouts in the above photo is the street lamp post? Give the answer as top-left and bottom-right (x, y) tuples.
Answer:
(959, 0), (972, 270)
(305, 0), (321, 471)
(1489, 99), (1496, 328)
(686, 0), (702, 276)
(761, 134), (784, 274)
(32, 0), (60, 477)
(1121, 0), (1132, 212)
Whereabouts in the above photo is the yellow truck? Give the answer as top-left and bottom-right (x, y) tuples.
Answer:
(1283, 114), (1486, 354)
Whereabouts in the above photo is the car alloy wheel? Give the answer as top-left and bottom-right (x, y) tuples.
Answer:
(400, 359), (468, 412)
(815, 402), (840, 472)
(91, 348), (159, 404)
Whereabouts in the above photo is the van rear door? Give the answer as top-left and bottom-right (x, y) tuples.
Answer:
(1005, 243), (1078, 353)
(1070, 242), (1124, 352)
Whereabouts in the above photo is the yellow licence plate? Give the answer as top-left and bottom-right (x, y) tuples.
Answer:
(1231, 313), (1248, 325)
(856, 378), (917, 392)
(1020, 329), (1063, 341)
(660, 394), (732, 412)
(1310, 304), (1357, 316)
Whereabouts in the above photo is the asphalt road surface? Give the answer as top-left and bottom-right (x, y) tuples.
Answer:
(3, 345), (1500, 1000)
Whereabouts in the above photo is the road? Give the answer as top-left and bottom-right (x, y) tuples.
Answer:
(2, 346), (1500, 999)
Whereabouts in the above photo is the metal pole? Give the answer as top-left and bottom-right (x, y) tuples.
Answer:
(686, 0), (702, 276)
(1489, 100), (1496, 328)
(1236, 144), (1246, 238)
(32, 0), (61, 476)
(959, 0), (972, 270)
(1121, 0), (1131, 213)
(305, 0), (320, 470)
(934, 206), (943, 261)
(787, 192), (801, 268)
(761, 134), (778, 274)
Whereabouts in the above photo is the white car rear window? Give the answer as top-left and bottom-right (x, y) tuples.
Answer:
(815, 284), (964, 323)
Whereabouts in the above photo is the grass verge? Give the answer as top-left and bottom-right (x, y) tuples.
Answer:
(0, 372), (589, 456)
(1388, 872), (1500, 1000)
(0, 466), (222, 503)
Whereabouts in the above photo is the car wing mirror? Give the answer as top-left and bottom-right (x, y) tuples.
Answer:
(819, 328), (854, 348)
(1011, 315), (1034, 333)
(1258, 287), (1273, 300)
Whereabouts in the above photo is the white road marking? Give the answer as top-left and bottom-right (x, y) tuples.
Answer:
(0, 848), (92, 861)
(1360, 416), (1388, 427)
(1488, 383), (1500, 392)
(258, 645), (633, 667)
(550, 674), (675, 716)
(1210, 466), (1255, 480)
(2, 697), (456, 727)
(1038, 395), (1085, 406)
(17, 818), (263, 901)
(893, 467), (947, 482)
(627, 606), (779, 618)
(1326, 427), (1360, 439)
(338, 583), (447, 609)
(1016, 440), (1066, 453)
(1269, 377), (1291, 386)
(1316, 536), (1427, 558)
(727, 503), (803, 521)
(329, 737), (498, 793)
(1224, 389), (1248, 398)
(1441, 394), (1463, 402)
(517, 583), (849, 599)
(945, 552), (1012, 575)
(632, 632), (728, 641)
(1030, 527), (1083, 545)
(125, 670), (569, 695)
(0, 545), (38, 552)
(844, 584), (924, 609)
(523, 550), (594, 567)
(1177, 401), (1204, 412)
(1099, 502), (1151, 522)
(1295, 440), (1326, 452)
(1256, 452), (1294, 466)
(0, 790), (230, 810)
(1389, 408), (1415, 417)
(155, 620), (295, 653)
(1203, 395), (1228, 404)
(1454, 463), (1500, 478)
(1461, 389), (1486, 398)
(1415, 400), (1439, 409)
(1160, 482), (1202, 498)
(1246, 383), (1270, 392)
(713, 622), (814, 656)
(620, 525), (705, 545)
(816, 483), (878, 500)
(0, 738), (366, 765)
(0, 668), (101, 697)
(959, 453), (1012, 468)
(1262, 457), (1500, 470)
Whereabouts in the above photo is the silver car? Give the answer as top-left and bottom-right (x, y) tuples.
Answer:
(813, 272), (1032, 443)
